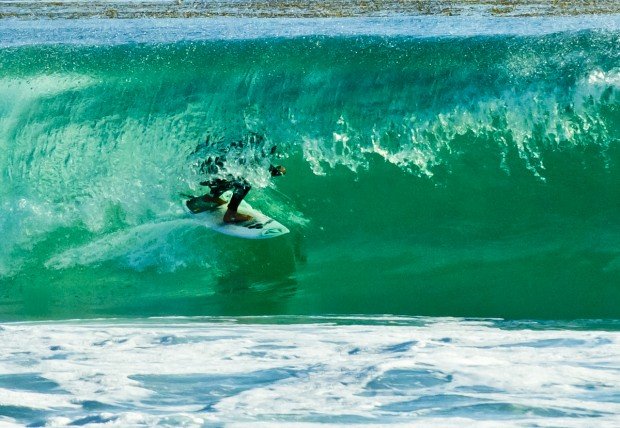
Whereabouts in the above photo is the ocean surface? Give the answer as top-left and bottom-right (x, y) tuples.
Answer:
(0, 13), (619, 426)
(0, 316), (619, 427)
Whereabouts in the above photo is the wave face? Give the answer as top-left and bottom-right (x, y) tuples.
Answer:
(0, 22), (619, 319)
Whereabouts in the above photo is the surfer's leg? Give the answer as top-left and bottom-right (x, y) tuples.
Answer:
(227, 180), (251, 211)
(205, 178), (233, 199)
(186, 179), (231, 213)
(224, 180), (252, 223)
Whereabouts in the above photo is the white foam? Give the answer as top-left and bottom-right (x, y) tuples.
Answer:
(45, 218), (200, 270)
(0, 317), (618, 426)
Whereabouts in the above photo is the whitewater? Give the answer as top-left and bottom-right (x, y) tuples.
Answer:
(1, 317), (619, 426)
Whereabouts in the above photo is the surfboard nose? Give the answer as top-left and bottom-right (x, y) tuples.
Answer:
(261, 226), (290, 238)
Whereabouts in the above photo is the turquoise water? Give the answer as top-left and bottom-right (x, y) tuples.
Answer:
(1, 15), (620, 427)
(0, 17), (619, 320)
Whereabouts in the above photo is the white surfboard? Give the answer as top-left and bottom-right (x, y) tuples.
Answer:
(187, 192), (289, 239)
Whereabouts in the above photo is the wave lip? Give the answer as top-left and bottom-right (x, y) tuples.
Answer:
(2, 15), (620, 47)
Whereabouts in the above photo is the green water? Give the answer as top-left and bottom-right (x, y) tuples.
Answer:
(1, 32), (619, 320)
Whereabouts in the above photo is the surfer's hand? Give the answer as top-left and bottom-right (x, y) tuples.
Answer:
(270, 165), (286, 177)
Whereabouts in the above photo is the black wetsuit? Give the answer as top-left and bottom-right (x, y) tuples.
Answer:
(186, 134), (283, 214)
(198, 177), (252, 213)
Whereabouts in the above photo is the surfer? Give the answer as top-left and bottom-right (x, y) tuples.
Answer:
(186, 133), (286, 223)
